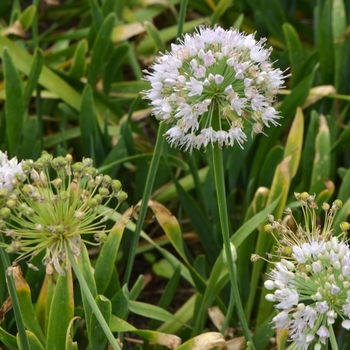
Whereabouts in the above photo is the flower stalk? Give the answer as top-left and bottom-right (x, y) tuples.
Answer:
(212, 137), (255, 348)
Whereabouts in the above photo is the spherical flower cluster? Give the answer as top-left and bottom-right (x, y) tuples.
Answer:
(0, 152), (127, 275)
(260, 192), (350, 349)
(143, 26), (288, 153)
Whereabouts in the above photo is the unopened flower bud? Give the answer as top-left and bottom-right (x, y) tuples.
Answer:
(65, 154), (73, 163)
(6, 240), (22, 253)
(94, 232), (107, 243)
(333, 199), (343, 209)
(99, 187), (109, 197)
(340, 222), (350, 231)
(51, 178), (62, 189)
(51, 156), (67, 170)
(6, 199), (17, 208)
(0, 207), (11, 219)
(264, 280), (275, 290)
(252, 122), (264, 135)
(87, 198), (98, 208)
(72, 162), (83, 173)
(88, 179), (96, 189)
(84, 167), (97, 178)
(333, 261), (341, 270)
(74, 211), (85, 220)
(102, 175), (112, 186)
(111, 180), (122, 191)
(30, 169), (40, 182)
(82, 158), (93, 167)
(265, 294), (276, 302)
(116, 191), (128, 202)
(322, 202), (330, 211)
(300, 192), (309, 200)
(55, 225), (65, 234)
(58, 191), (70, 202)
(94, 194), (102, 204)
(0, 188), (8, 197)
(24, 207), (34, 217)
(264, 224), (272, 233)
(35, 224), (43, 232)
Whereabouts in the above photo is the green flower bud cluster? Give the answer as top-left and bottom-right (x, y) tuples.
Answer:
(0, 151), (127, 275)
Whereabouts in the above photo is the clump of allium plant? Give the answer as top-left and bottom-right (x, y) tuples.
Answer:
(0, 151), (127, 275)
(256, 192), (350, 349)
(143, 25), (288, 153)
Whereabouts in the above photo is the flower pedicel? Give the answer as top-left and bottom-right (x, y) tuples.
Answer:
(0, 151), (127, 275)
(143, 26), (288, 152)
(257, 192), (350, 349)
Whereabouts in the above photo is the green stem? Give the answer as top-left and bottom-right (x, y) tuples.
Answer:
(177, 0), (189, 37)
(212, 143), (255, 349)
(329, 325), (338, 350)
(123, 122), (167, 284)
(67, 247), (121, 350)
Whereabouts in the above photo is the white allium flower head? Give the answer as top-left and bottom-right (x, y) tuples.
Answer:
(262, 193), (350, 349)
(0, 151), (24, 192)
(143, 26), (288, 153)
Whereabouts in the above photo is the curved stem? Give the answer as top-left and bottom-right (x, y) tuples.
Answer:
(123, 122), (167, 284)
(212, 143), (255, 349)
(67, 247), (121, 350)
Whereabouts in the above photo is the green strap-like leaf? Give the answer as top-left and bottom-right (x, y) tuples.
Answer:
(210, 0), (233, 26)
(18, 5), (36, 30)
(87, 12), (116, 86)
(0, 326), (18, 350)
(309, 114), (331, 195)
(316, 0), (334, 84)
(80, 84), (98, 158)
(94, 208), (132, 294)
(128, 300), (187, 328)
(69, 39), (88, 80)
(23, 48), (44, 109)
(19, 117), (39, 160)
(3, 47), (24, 157)
(46, 268), (74, 350)
(283, 23), (305, 88)
(12, 267), (46, 347)
(0, 35), (81, 110)
(35, 274), (53, 337)
(144, 21), (165, 52)
(109, 314), (136, 332)
(77, 244), (97, 346)
(90, 295), (112, 350)
(18, 331), (45, 350)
